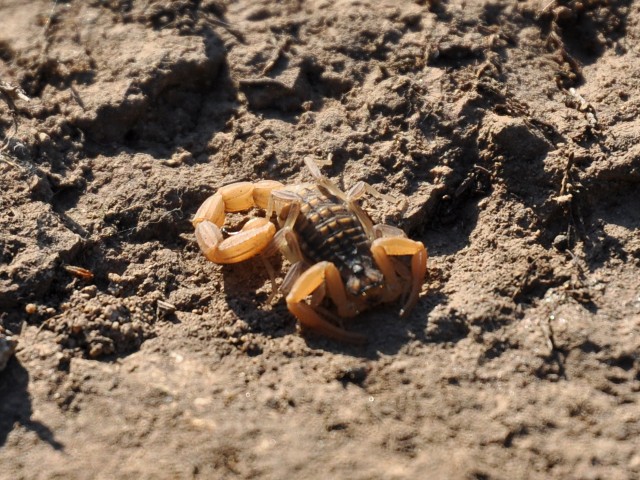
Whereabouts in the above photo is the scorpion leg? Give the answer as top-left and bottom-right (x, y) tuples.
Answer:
(259, 195), (305, 302)
(303, 157), (349, 202)
(286, 261), (366, 344)
(347, 181), (396, 204)
(347, 181), (406, 241)
(372, 224), (411, 280)
(301, 161), (377, 241)
(370, 237), (428, 317)
(193, 180), (283, 264)
(280, 260), (308, 295)
(304, 156), (403, 242)
(372, 223), (407, 239)
(261, 221), (305, 302)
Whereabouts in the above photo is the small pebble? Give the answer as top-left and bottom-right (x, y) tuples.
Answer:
(25, 303), (37, 314)
(104, 305), (119, 321)
(37, 131), (50, 143)
(121, 323), (133, 336)
(71, 319), (88, 334)
(553, 234), (568, 251)
(81, 285), (97, 298)
(89, 344), (104, 358)
(107, 273), (123, 283)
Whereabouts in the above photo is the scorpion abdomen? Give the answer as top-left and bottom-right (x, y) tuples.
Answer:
(293, 186), (383, 295)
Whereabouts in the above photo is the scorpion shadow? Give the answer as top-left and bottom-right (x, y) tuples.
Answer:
(221, 258), (298, 342)
(0, 357), (64, 450)
(305, 289), (450, 358)
(221, 259), (450, 358)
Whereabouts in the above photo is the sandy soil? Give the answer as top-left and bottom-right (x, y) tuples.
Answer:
(1, 0), (639, 478)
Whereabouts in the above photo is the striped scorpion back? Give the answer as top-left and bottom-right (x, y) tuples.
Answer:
(292, 186), (384, 296)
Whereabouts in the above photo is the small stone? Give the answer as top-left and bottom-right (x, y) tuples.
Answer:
(104, 305), (119, 321)
(121, 323), (133, 337)
(81, 285), (97, 298)
(107, 273), (123, 283)
(88, 343), (104, 358)
(553, 193), (573, 205)
(25, 303), (37, 314)
(553, 6), (572, 20)
(37, 132), (50, 143)
(71, 318), (88, 334)
(553, 234), (569, 251)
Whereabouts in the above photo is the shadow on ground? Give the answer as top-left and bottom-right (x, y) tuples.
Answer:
(0, 358), (63, 450)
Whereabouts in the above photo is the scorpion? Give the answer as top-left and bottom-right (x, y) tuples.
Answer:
(192, 158), (428, 343)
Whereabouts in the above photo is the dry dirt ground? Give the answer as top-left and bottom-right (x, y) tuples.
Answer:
(1, 0), (639, 478)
